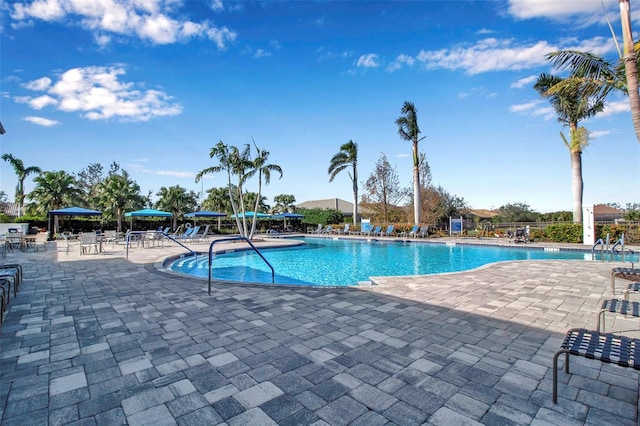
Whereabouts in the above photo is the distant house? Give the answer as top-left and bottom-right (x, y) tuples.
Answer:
(593, 204), (625, 222)
(468, 209), (500, 221)
(298, 198), (354, 216)
(1, 202), (18, 218)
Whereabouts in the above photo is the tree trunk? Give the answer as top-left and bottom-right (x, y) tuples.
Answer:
(620, 0), (640, 143)
(412, 142), (421, 225)
(570, 149), (584, 223)
(352, 167), (358, 226)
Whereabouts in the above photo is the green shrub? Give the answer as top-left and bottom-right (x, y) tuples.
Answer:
(544, 223), (583, 243)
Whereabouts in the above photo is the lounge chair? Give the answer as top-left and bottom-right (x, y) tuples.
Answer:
(381, 225), (395, 237)
(335, 224), (350, 234)
(417, 225), (428, 238)
(309, 224), (323, 234)
(401, 225), (419, 238)
(371, 225), (382, 236)
(320, 225), (333, 234)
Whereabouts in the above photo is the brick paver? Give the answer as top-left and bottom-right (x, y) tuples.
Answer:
(0, 236), (639, 424)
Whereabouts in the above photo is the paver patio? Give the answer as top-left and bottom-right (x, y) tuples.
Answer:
(1, 236), (639, 425)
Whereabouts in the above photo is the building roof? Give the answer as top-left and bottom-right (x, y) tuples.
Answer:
(468, 209), (500, 219)
(1, 202), (18, 217)
(298, 198), (354, 215)
(593, 204), (625, 215)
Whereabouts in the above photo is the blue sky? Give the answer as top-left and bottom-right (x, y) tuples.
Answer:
(1, 0), (639, 214)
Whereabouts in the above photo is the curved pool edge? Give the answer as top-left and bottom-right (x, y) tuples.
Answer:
(154, 235), (639, 288)
(154, 238), (364, 289)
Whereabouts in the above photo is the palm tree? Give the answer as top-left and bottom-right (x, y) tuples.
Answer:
(273, 194), (296, 213)
(155, 185), (198, 231)
(545, 1), (640, 143)
(534, 73), (605, 222)
(196, 142), (252, 237)
(27, 170), (82, 234)
(328, 140), (359, 226)
(203, 186), (235, 214)
(95, 170), (144, 232)
(243, 142), (283, 239)
(619, 0), (640, 142)
(395, 102), (425, 225)
(1, 154), (42, 217)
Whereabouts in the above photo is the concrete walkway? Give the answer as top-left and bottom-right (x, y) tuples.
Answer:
(1, 236), (639, 425)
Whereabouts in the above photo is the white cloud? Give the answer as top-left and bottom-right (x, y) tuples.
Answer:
(509, 100), (540, 113)
(210, 0), (224, 12)
(10, 0), (237, 48)
(155, 170), (195, 178)
(416, 36), (615, 75)
(386, 54), (415, 72)
(417, 38), (555, 74)
(19, 65), (182, 122)
(599, 100), (630, 117)
(24, 116), (59, 126)
(356, 53), (380, 68)
(510, 75), (537, 89)
(23, 76), (51, 90)
(589, 130), (611, 139)
(507, 0), (613, 20)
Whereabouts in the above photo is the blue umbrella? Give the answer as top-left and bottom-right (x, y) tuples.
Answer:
(272, 213), (304, 218)
(230, 212), (271, 218)
(124, 209), (172, 217)
(49, 207), (102, 216)
(184, 211), (227, 218)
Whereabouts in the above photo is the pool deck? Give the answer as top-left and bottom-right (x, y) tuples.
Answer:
(1, 234), (640, 425)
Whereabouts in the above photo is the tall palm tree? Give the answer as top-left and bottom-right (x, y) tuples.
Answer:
(95, 170), (144, 232)
(1, 154), (42, 217)
(534, 73), (605, 222)
(395, 102), (425, 225)
(545, 1), (640, 143)
(155, 185), (198, 231)
(619, 0), (640, 142)
(196, 142), (253, 237)
(243, 143), (283, 239)
(328, 140), (359, 226)
(27, 170), (82, 234)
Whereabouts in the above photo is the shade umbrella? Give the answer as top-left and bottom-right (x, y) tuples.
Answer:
(230, 212), (271, 218)
(124, 209), (172, 217)
(48, 206), (102, 236)
(124, 209), (172, 231)
(272, 212), (305, 231)
(184, 210), (227, 230)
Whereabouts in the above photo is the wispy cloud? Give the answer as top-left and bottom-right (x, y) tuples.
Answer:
(356, 53), (379, 68)
(509, 100), (540, 113)
(24, 116), (59, 126)
(507, 0), (614, 20)
(10, 0), (237, 48)
(386, 54), (415, 72)
(600, 100), (630, 117)
(415, 36), (615, 75)
(510, 75), (537, 89)
(589, 130), (611, 139)
(17, 65), (182, 122)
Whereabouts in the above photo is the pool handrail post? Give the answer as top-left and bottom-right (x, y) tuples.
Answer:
(208, 236), (275, 295)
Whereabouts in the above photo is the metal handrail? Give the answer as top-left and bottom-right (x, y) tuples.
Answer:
(610, 233), (625, 263)
(208, 236), (275, 295)
(125, 230), (196, 260)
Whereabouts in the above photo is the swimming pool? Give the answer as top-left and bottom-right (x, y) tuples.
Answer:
(168, 237), (633, 286)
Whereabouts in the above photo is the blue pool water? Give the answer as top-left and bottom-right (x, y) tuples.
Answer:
(169, 237), (633, 286)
